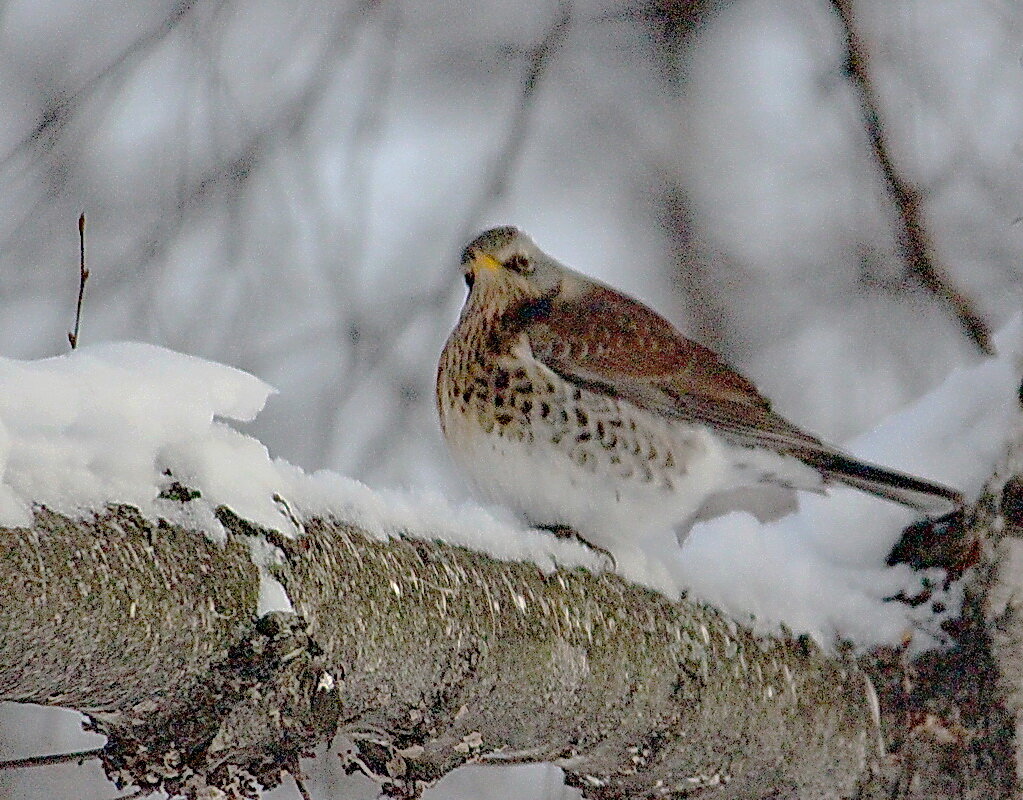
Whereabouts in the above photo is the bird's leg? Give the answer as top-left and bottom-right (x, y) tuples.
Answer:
(534, 523), (616, 570)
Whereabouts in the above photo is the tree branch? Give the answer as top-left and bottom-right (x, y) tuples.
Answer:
(1, 503), (882, 798)
(4, 424), (1023, 799)
(830, 0), (993, 355)
(0, 747), (103, 771)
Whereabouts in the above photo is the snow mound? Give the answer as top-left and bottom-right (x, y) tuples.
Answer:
(676, 314), (1023, 645)
(0, 341), (603, 572)
(0, 342), (272, 531)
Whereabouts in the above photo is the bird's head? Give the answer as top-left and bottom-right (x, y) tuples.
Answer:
(459, 226), (568, 303)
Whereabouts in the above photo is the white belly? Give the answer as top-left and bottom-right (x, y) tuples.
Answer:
(444, 407), (812, 556)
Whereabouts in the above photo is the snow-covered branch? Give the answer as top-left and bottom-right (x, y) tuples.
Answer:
(1, 502), (884, 799)
(0, 331), (1020, 798)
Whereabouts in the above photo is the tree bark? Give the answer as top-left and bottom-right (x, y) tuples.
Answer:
(0, 462), (1020, 799)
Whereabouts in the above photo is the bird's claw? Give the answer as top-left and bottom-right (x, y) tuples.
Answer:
(535, 523), (617, 571)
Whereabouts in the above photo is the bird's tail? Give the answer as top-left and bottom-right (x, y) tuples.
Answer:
(793, 449), (963, 515)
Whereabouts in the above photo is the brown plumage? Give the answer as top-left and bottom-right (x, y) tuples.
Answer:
(437, 226), (962, 555)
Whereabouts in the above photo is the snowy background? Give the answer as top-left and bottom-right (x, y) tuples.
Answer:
(2, 0), (1022, 797)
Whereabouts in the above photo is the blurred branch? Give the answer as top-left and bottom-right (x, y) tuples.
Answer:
(637, 0), (727, 83)
(328, 0), (576, 472)
(131, 2), (376, 278)
(639, 0), (722, 40)
(343, 3), (403, 271)
(830, 0), (993, 355)
(395, 0), (576, 318)
(0, 0), (201, 172)
(0, 1), (211, 261)
(315, 6), (405, 469)
(463, 0), (573, 224)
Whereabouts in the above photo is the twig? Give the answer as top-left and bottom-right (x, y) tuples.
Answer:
(0, 746), (103, 771)
(830, 0), (993, 355)
(293, 773), (313, 800)
(68, 211), (89, 350)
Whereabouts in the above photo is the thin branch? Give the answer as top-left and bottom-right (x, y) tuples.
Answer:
(68, 212), (89, 350)
(462, 0), (574, 231)
(0, 746), (103, 771)
(830, 0), (993, 355)
(293, 773), (313, 800)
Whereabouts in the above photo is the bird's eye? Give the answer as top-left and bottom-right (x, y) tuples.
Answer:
(504, 254), (532, 274)
(464, 271), (475, 291)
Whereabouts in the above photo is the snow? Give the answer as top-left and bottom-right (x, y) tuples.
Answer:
(0, 319), (1019, 645)
(676, 314), (1023, 645)
(0, 342), (273, 532)
(0, 340), (606, 617)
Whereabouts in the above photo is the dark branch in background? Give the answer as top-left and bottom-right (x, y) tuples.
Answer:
(316, 5), (406, 473)
(830, 0), (993, 355)
(126, 0), (377, 290)
(1, 0), (367, 300)
(68, 212), (89, 350)
(638, 0), (727, 84)
(0, 746), (102, 771)
(293, 775), (313, 800)
(0, 1), (199, 172)
(328, 0), (576, 473)
(0, 0), (207, 267)
(461, 0), (573, 229)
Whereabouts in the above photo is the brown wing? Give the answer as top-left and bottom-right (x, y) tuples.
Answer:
(517, 284), (824, 452)
(514, 284), (962, 510)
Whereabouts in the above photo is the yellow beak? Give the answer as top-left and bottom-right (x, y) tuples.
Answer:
(470, 252), (502, 273)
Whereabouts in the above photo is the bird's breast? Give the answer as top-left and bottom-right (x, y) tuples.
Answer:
(439, 331), (705, 495)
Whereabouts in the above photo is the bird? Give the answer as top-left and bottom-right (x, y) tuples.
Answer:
(436, 225), (963, 562)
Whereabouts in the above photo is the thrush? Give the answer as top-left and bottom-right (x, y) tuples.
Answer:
(436, 226), (962, 560)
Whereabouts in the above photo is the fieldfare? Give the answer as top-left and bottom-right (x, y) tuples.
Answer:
(436, 226), (962, 558)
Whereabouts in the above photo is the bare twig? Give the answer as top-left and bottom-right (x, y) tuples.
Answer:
(0, 746), (103, 771)
(68, 212), (89, 350)
(293, 773), (314, 800)
(830, 0), (993, 355)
